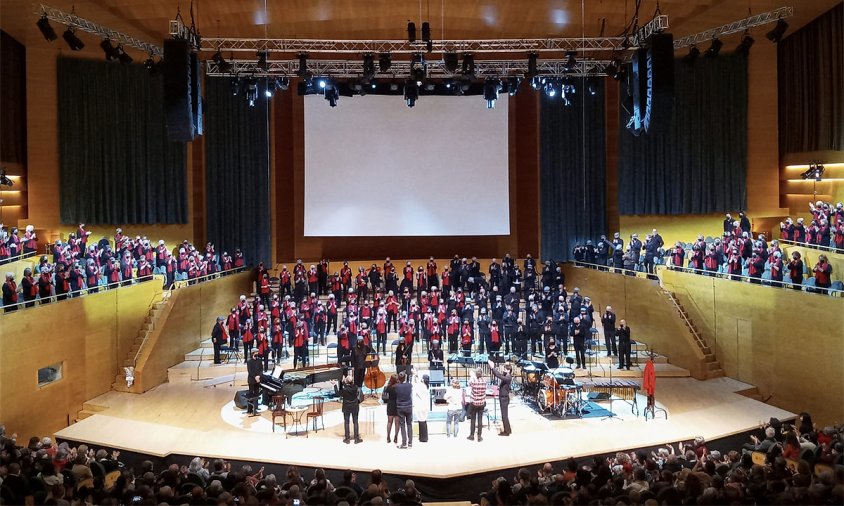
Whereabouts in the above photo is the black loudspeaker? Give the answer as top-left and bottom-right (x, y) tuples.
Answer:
(190, 51), (203, 137)
(646, 32), (674, 134)
(163, 38), (195, 142)
(628, 32), (674, 136)
(234, 389), (250, 409)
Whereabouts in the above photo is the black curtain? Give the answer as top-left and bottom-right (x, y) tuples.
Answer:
(1, 31), (27, 164)
(778, 2), (843, 154)
(58, 58), (187, 224)
(618, 53), (748, 215)
(204, 77), (271, 265)
(540, 78), (607, 262)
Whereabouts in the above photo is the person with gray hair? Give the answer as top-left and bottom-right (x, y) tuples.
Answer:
(3, 272), (18, 312)
(743, 426), (777, 453)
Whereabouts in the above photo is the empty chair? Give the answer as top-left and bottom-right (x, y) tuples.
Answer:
(305, 396), (325, 434)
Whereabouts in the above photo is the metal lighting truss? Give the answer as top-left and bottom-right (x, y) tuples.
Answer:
(37, 4), (163, 56)
(673, 6), (794, 49)
(205, 58), (614, 78)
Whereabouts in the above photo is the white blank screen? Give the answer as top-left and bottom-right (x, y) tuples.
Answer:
(304, 94), (510, 236)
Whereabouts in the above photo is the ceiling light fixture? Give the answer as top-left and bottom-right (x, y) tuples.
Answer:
(36, 14), (58, 41)
(766, 18), (788, 43)
(705, 37), (723, 57)
(62, 26), (84, 51)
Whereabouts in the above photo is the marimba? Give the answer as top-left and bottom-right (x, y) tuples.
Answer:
(581, 380), (641, 415)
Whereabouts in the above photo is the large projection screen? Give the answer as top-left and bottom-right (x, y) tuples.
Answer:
(304, 95), (510, 237)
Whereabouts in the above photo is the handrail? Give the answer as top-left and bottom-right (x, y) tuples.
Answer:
(663, 264), (843, 295)
(572, 259), (660, 277)
(662, 290), (706, 352)
(129, 266), (249, 370)
(0, 275), (162, 314)
(778, 238), (842, 254)
(0, 250), (37, 266)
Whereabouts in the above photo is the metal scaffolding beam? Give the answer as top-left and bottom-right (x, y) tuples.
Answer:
(674, 6), (793, 48)
(629, 14), (670, 47)
(205, 58), (614, 78)
(37, 4), (163, 56)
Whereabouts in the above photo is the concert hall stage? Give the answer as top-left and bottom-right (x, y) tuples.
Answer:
(56, 372), (793, 480)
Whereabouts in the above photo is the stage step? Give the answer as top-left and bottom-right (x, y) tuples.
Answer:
(76, 410), (98, 421)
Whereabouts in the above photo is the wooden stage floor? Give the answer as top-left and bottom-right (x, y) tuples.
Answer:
(56, 375), (794, 479)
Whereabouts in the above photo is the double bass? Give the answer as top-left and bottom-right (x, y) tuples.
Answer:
(364, 353), (386, 391)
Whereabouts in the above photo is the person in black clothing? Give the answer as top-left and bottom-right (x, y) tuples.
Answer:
(487, 361), (513, 436)
(394, 372), (414, 449)
(427, 340), (444, 369)
(211, 316), (227, 365)
(394, 341), (412, 378)
(333, 374), (363, 444)
(572, 317), (588, 369)
(2, 272), (18, 312)
(617, 320), (632, 370)
(545, 339), (559, 369)
(739, 212), (751, 234)
(246, 351), (263, 415)
(601, 306), (617, 357)
(350, 337), (371, 387)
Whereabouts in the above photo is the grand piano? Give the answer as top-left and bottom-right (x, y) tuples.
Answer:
(260, 363), (344, 406)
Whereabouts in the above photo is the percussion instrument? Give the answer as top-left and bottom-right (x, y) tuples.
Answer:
(523, 365), (542, 385)
(581, 379), (641, 415)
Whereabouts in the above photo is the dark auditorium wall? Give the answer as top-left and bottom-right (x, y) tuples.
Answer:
(0, 280), (164, 442)
(273, 86), (540, 263)
(661, 269), (844, 426)
(0, 30), (27, 165)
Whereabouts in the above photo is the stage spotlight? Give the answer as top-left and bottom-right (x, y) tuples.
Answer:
(736, 32), (754, 55)
(527, 52), (538, 78)
(379, 53), (392, 72)
(277, 77), (289, 90)
(404, 79), (419, 107)
(530, 75), (542, 90)
(544, 79), (558, 98)
(483, 78), (501, 109)
(407, 21), (416, 42)
(100, 39), (120, 61)
(766, 18), (788, 43)
(117, 44), (133, 64)
(324, 86), (339, 107)
(444, 52), (459, 73)
(144, 56), (163, 76)
(705, 38), (723, 58)
(505, 76), (522, 96)
(461, 53), (475, 77)
(587, 77), (598, 96)
(36, 15), (58, 42)
(564, 51), (577, 71)
(411, 53), (426, 84)
(265, 78), (275, 98)
(257, 50), (268, 71)
(683, 45), (700, 64)
(317, 77), (327, 89)
(212, 50), (233, 73)
(362, 53), (376, 82)
(245, 77), (258, 107)
(801, 162), (825, 181)
(297, 53), (309, 78)
(62, 27), (84, 51)
(230, 77), (240, 96)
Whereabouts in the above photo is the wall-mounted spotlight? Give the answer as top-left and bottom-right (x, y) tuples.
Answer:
(62, 26), (84, 51)
(766, 18), (788, 43)
(36, 15), (58, 41)
(705, 37), (723, 57)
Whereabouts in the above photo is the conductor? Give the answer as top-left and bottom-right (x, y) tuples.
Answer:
(487, 360), (513, 436)
(246, 350), (263, 415)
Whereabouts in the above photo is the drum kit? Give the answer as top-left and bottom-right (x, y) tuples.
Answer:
(520, 362), (583, 417)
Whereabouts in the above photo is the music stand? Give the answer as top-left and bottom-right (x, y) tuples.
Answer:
(600, 349), (622, 422)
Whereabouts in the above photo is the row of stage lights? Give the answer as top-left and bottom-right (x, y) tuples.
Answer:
(225, 50), (600, 109)
(36, 14), (142, 66)
(37, 9), (788, 109)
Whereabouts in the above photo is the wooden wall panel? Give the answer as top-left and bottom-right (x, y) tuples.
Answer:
(661, 268), (844, 425)
(134, 272), (254, 391)
(0, 280), (163, 442)
(560, 264), (707, 379)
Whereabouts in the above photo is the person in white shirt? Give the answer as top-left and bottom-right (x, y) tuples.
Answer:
(412, 374), (431, 442)
(443, 379), (465, 437)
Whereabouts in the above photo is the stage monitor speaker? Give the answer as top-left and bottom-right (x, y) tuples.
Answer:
(163, 38), (195, 142)
(234, 389), (250, 409)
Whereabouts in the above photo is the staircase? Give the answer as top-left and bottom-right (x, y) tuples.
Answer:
(112, 293), (172, 392)
(662, 290), (724, 379)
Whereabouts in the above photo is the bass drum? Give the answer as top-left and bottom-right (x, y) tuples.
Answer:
(537, 387), (553, 411)
(523, 366), (542, 385)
